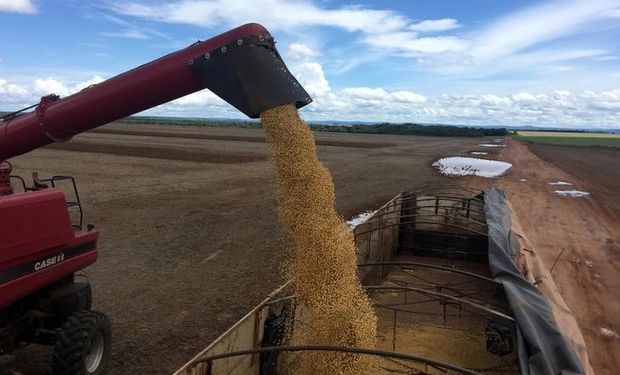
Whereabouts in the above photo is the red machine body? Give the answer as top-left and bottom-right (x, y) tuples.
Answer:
(0, 189), (98, 310)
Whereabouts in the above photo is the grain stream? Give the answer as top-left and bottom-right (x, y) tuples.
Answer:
(261, 104), (378, 375)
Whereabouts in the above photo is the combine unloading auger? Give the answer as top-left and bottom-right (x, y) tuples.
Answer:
(0, 23), (310, 375)
(0, 23), (311, 161)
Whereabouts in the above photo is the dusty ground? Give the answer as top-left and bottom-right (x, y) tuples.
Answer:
(462, 139), (620, 375)
(10, 123), (484, 375)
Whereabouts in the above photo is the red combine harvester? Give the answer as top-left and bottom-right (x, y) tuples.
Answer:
(0, 23), (310, 375)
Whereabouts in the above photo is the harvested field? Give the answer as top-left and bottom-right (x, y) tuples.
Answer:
(45, 142), (267, 163)
(90, 123), (397, 148)
(526, 143), (620, 218)
(517, 131), (620, 148)
(9, 123), (486, 375)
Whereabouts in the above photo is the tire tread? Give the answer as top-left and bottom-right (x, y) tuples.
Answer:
(52, 310), (111, 375)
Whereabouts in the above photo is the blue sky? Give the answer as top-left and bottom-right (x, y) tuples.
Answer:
(1, 0), (619, 127)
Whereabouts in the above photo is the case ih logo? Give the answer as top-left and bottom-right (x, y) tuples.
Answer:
(34, 253), (65, 271)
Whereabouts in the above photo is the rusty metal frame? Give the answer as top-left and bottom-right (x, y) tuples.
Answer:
(405, 185), (484, 197)
(359, 197), (486, 217)
(355, 220), (488, 237)
(358, 210), (487, 230)
(190, 345), (484, 375)
(365, 285), (514, 321)
(359, 262), (509, 314)
(358, 261), (500, 285)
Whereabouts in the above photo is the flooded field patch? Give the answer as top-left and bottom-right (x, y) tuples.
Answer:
(554, 190), (590, 197)
(433, 156), (512, 178)
(479, 143), (505, 148)
(347, 211), (376, 229)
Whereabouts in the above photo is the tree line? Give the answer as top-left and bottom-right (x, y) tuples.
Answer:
(117, 116), (508, 137)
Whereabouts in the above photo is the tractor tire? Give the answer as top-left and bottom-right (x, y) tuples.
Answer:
(52, 310), (111, 375)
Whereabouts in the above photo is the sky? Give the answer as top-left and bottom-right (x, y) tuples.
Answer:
(1, 0), (619, 127)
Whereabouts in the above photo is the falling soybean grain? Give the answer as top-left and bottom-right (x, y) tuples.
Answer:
(261, 104), (378, 375)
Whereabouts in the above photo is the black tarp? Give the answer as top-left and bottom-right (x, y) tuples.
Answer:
(483, 187), (584, 375)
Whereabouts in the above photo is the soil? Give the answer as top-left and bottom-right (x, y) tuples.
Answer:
(461, 138), (620, 375)
(526, 143), (620, 219)
(9, 123), (484, 375)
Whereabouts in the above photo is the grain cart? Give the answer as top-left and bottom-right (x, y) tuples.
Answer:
(175, 187), (590, 375)
(0, 23), (311, 375)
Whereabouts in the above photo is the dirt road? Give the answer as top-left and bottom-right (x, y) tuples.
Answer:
(463, 139), (620, 375)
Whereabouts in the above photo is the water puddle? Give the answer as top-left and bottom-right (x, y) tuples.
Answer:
(600, 327), (619, 339)
(347, 211), (376, 229)
(433, 157), (512, 178)
(519, 178), (527, 182)
(548, 181), (572, 186)
(554, 190), (590, 197)
(479, 143), (505, 148)
(470, 151), (488, 155)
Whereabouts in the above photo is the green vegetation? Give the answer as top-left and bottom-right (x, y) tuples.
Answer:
(516, 131), (620, 148)
(309, 123), (507, 136)
(117, 116), (261, 128)
(118, 116), (508, 137)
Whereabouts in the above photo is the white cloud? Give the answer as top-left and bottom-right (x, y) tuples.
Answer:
(111, 0), (409, 34)
(74, 76), (106, 91)
(31, 76), (106, 97)
(109, 0), (620, 63)
(292, 62), (331, 97)
(0, 76), (106, 107)
(101, 0), (620, 84)
(409, 19), (460, 32)
(165, 61), (596, 126)
(0, 79), (30, 101)
(286, 43), (319, 61)
(280, 63), (619, 126)
(605, 7), (620, 17)
(511, 92), (537, 103)
(110, 0), (469, 57)
(98, 13), (172, 40)
(0, 0), (37, 14)
(391, 90), (427, 103)
(363, 32), (466, 54)
(1, 66), (618, 128)
(340, 87), (426, 106)
(33, 78), (71, 97)
(100, 29), (150, 40)
(470, 0), (620, 61)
